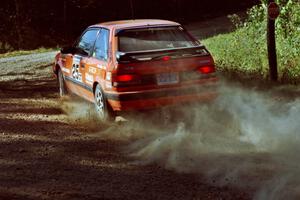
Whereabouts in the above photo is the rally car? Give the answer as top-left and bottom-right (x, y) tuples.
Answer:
(53, 19), (218, 121)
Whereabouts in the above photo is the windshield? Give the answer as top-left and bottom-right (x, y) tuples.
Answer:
(118, 26), (199, 53)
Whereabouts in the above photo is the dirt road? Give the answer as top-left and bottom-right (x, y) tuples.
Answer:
(0, 52), (251, 199)
(2, 51), (300, 200)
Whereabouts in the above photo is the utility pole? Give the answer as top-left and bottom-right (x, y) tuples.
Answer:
(267, 0), (280, 82)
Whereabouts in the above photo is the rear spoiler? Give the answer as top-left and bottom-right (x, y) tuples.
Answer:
(116, 45), (209, 63)
(115, 25), (181, 36)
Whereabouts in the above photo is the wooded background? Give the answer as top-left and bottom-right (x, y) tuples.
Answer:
(0, 0), (259, 52)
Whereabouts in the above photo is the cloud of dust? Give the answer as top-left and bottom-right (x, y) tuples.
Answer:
(60, 97), (98, 124)
(58, 82), (300, 199)
(59, 97), (159, 140)
(123, 82), (300, 200)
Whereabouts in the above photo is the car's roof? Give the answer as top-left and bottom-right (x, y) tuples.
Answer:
(90, 19), (180, 30)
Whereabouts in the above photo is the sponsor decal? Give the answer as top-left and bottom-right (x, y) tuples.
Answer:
(106, 72), (112, 81)
(97, 64), (106, 70)
(72, 56), (82, 82)
(85, 73), (94, 85)
(89, 67), (97, 74)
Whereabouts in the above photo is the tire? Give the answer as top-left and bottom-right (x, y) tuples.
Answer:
(94, 84), (115, 122)
(58, 69), (68, 97)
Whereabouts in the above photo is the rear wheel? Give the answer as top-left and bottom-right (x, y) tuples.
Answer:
(58, 69), (68, 97)
(94, 84), (115, 122)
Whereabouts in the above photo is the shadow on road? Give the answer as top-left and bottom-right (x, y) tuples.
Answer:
(0, 68), (251, 200)
(0, 77), (58, 99)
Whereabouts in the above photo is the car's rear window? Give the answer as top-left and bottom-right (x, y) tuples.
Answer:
(118, 26), (198, 52)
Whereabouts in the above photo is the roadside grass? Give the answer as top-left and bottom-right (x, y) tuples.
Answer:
(0, 47), (58, 58)
(203, 1), (300, 84)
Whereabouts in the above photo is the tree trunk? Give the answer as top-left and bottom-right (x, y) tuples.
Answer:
(14, 0), (23, 49)
(130, 0), (135, 19)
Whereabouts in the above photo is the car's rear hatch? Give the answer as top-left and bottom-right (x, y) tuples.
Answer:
(112, 26), (217, 92)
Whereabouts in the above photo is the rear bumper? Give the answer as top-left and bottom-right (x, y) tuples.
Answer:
(106, 80), (218, 111)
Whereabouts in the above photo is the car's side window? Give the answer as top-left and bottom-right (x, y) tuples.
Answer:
(93, 29), (109, 61)
(77, 29), (99, 55)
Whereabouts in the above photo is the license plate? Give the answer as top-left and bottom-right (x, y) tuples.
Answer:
(156, 72), (179, 85)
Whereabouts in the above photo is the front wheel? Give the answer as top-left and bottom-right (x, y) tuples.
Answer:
(58, 69), (68, 97)
(94, 84), (115, 122)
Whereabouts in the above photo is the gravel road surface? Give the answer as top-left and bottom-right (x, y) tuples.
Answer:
(1, 47), (300, 200)
(0, 52), (250, 200)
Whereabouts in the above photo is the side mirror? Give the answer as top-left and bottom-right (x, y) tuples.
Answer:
(61, 46), (89, 56)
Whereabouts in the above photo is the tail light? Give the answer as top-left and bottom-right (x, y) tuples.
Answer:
(114, 74), (136, 82)
(198, 65), (215, 74)
(162, 56), (171, 61)
(112, 73), (141, 87)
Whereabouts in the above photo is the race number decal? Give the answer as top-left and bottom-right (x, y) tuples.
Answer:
(72, 56), (82, 82)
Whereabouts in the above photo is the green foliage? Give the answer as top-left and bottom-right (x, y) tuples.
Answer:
(0, 42), (14, 54)
(204, 0), (300, 84)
